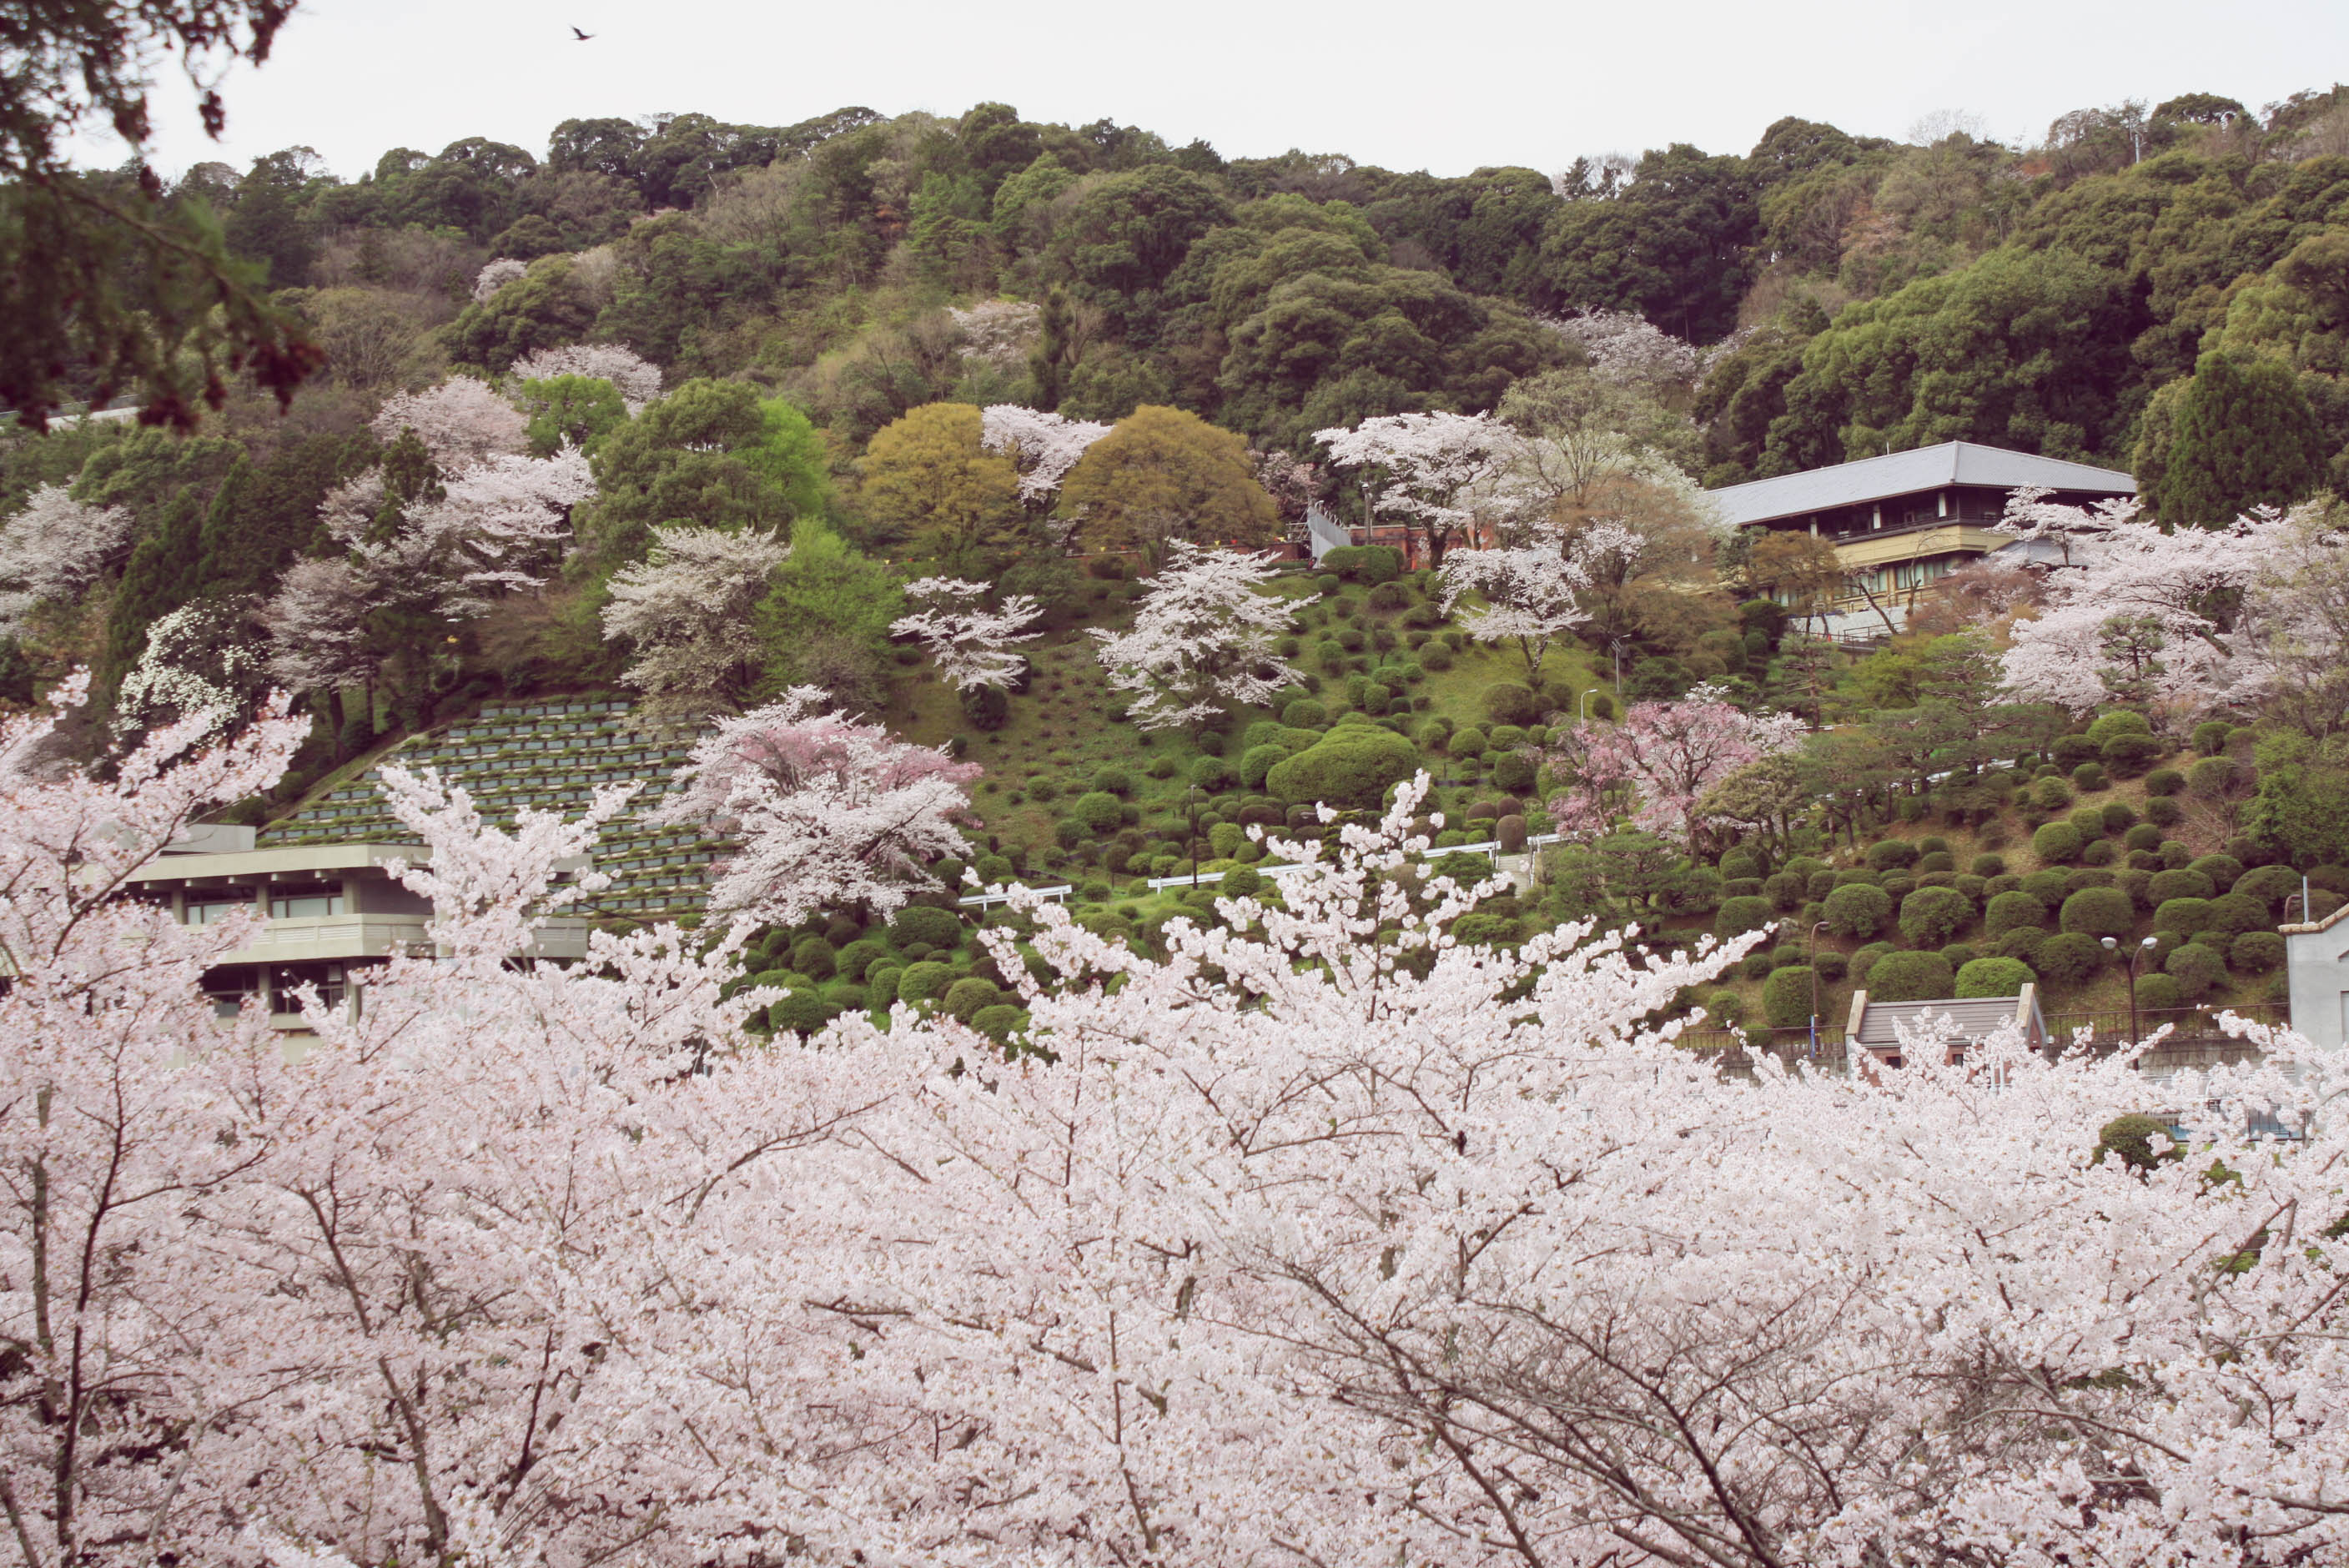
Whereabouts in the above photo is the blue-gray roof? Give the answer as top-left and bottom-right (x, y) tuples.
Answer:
(1710, 441), (2135, 530)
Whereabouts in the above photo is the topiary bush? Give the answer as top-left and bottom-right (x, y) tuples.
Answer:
(1716, 896), (1775, 940)
(2161, 942), (2226, 1000)
(1762, 965), (1817, 1028)
(2135, 972), (2186, 1011)
(767, 990), (838, 1035)
(1970, 852), (2007, 877)
(1483, 681), (1541, 726)
(1265, 726), (1421, 811)
(2100, 733), (2162, 776)
(943, 976), (1004, 1023)
(2144, 795), (2183, 827)
(1191, 756), (1236, 791)
(2097, 1113), (2175, 1171)
(2032, 821), (2084, 863)
(1491, 751), (1536, 793)
(2147, 868), (2216, 904)
(1991, 927), (2045, 960)
(1867, 839), (1919, 872)
(1282, 698), (1327, 727)
(2231, 864), (2300, 914)
(1955, 956), (2035, 998)
(2231, 930), (2285, 974)
(790, 936), (837, 980)
(1322, 544), (1402, 583)
(1823, 882), (1894, 939)
(2153, 896), (2212, 934)
(1898, 885), (1973, 948)
(2032, 931), (2105, 985)
(2058, 885), (2135, 938)
(2071, 762), (2109, 792)
(1984, 889), (2048, 936)
(1705, 989), (1744, 1028)
(1867, 950), (1954, 1002)
(2202, 892), (2265, 935)
(1072, 791), (1125, 836)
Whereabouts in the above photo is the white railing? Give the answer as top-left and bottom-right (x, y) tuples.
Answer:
(1144, 832), (1562, 892)
(958, 884), (1074, 909)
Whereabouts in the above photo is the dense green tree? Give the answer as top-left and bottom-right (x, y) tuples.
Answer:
(1532, 143), (1760, 343)
(516, 374), (629, 456)
(857, 403), (1023, 567)
(447, 255), (604, 374)
(2143, 351), (2329, 527)
(583, 381), (827, 563)
(1056, 405), (1279, 562)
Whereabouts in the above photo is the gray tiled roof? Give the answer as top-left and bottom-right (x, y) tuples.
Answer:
(1710, 441), (2135, 530)
(1854, 997), (2028, 1047)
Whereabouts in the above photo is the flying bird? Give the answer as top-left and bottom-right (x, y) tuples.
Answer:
(571, 25), (595, 40)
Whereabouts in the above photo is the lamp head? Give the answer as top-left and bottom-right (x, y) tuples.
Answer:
(2141, 935), (2158, 948)
(2101, 937), (2118, 951)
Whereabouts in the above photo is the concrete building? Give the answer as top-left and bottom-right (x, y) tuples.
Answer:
(2281, 900), (2349, 1053)
(127, 829), (589, 1031)
(1712, 441), (2135, 636)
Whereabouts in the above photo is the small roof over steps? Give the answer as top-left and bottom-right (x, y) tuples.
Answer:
(1848, 985), (2046, 1069)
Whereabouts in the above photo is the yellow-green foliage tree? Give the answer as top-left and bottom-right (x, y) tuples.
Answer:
(857, 403), (1022, 570)
(1057, 405), (1280, 565)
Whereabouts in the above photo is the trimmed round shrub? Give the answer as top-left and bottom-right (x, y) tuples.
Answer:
(2023, 868), (2070, 906)
(2190, 719), (2231, 754)
(1956, 956), (2036, 998)
(1449, 726), (1488, 757)
(2147, 868), (2216, 904)
(2030, 776), (2074, 812)
(1984, 890), (2048, 936)
(1495, 814), (1527, 852)
(1716, 896), (1774, 940)
(893, 961), (954, 1005)
(1705, 989), (1744, 1028)
(2059, 886), (2135, 938)
(1418, 641), (1454, 671)
(2087, 709), (2152, 745)
(2031, 821), (2084, 863)
(1763, 870), (1805, 910)
(943, 976), (1004, 1023)
(2143, 767), (2184, 798)
(2231, 864), (2300, 913)
(1092, 765), (1134, 795)
(2202, 892), (2265, 936)
(2231, 930), (2285, 974)
(2157, 840), (2192, 870)
(2071, 761), (2109, 792)
(767, 990), (838, 1035)
(1073, 791), (1125, 836)
(1865, 839), (1919, 872)
(960, 684), (1009, 731)
(2188, 853), (2243, 892)
(1146, 751), (1180, 779)
(790, 936), (837, 980)
(1483, 681), (1541, 726)
(2135, 972), (2186, 1011)
(1366, 580), (1411, 611)
(1191, 756), (1236, 792)
(2152, 896), (2212, 934)
(2145, 795), (2183, 827)
(2098, 1113), (2174, 1171)
(1939, 942), (1979, 970)
(2188, 756), (2239, 797)
(2124, 822), (2163, 852)
(1867, 950), (1955, 1002)
(969, 1003), (1024, 1043)
(1851, 941), (1897, 976)
(1265, 727), (1421, 811)
(2100, 733), (2162, 776)
(1239, 746), (1285, 789)
(1813, 950), (1849, 982)
(2100, 802), (2135, 834)
(836, 938), (888, 983)
(1899, 885), (1973, 947)
(865, 964), (904, 1010)
(1823, 882), (1894, 939)
(2161, 942), (2226, 1000)
(1282, 698), (1328, 727)
(1992, 927), (2045, 960)
(888, 906), (963, 952)
(1916, 851), (1956, 874)
(1971, 853), (2007, 877)
(2032, 931), (2105, 985)
(1491, 751), (1536, 793)
(1762, 965), (1817, 1029)
(2081, 841), (2116, 867)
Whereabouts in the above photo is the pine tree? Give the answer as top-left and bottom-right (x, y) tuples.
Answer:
(2150, 352), (2326, 529)
(99, 490), (204, 692)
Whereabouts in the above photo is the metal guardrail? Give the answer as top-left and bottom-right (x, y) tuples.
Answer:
(957, 884), (1073, 909)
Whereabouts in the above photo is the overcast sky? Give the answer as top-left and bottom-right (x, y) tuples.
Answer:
(117, 0), (2349, 182)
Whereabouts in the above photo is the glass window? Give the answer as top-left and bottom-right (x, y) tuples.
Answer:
(270, 889), (345, 919)
(186, 897), (251, 926)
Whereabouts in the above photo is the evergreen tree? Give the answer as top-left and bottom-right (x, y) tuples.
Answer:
(2149, 352), (2327, 529)
(99, 490), (204, 691)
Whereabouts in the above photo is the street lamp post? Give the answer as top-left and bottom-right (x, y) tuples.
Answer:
(1187, 783), (1200, 887)
(1579, 687), (1594, 724)
(2101, 934), (2160, 1047)
(1808, 919), (1829, 1060)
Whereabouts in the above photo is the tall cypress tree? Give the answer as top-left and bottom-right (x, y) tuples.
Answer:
(99, 489), (204, 691)
(2151, 352), (2326, 529)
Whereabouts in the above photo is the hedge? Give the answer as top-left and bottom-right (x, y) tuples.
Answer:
(1321, 545), (1403, 583)
(1955, 956), (2036, 998)
(1984, 889), (2048, 936)
(1867, 950), (1955, 1002)
(1762, 965), (1817, 1028)
(2059, 886), (2135, 938)
(1265, 727), (1421, 811)
(2231, 931), (2286, 974)
(1898, 886), (1973, 948)
(888, 906), (963, 951)
(2031, 821), (2084, 863)
(1823, 882), (1894, 939)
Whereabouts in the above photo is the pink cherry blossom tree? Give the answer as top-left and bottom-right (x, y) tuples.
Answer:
(601, 523), (791, 712)
(889, 575), (1044, 691)
(654, 687), (982, 922)
(1538, 306), (1701, 391)
(1547, 681), (1805, 853)
(369, 375), (529, 469)
(470, 257), (526, 303)
(508, 343), (664, 410)
(0, 485), (133, 636)
(979, 403), (1111, 505)
(1089, 542), (1300, 731)
(1315, 410), (1516, 565)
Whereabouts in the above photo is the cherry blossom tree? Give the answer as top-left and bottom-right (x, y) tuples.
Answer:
(1547, 681), (1805, 853)
(654, 688), (982, 922)
(979, 403), (1111, 505)
(1993, 482), (2138, 566)
(889, 575), (1044, 690)
(1315, 410), (1515, 565)
(470, 256), (526, 303)
(1089, 542), (1300, 731)
(369, 375), (528, 469)
(112, 599), (269, 741)
(1436, 541), (1587, 677)
(601, 524), (791, 712)
(0, 485), (133, 636)
(1538, 307), (1701, 391)
(508, 343), (664, 410)
(260, 555), (380, 695)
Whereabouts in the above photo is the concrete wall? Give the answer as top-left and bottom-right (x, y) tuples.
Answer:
(2284, 918), (2349, 1052)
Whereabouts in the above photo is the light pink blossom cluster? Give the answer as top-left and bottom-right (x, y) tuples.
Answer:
(979, 403), (1111, 503)
(0, 484), (133, 635)
(8, 708), (2348, 1568)
(470, 256), (526, 302)
(889, 575), (1044, 690)
(1538, 307), (1701, 389)
(654, 686), (982, 922)
(601, 524), (790, 710)
(1089, 542), (1300, 730)
(507, 343), (665, 410)
(1547, 681), (1805, 848)
(1315, 410), (1515, 560)
(369, 375), (529, 468)
(1436, 541), (1587, 676)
